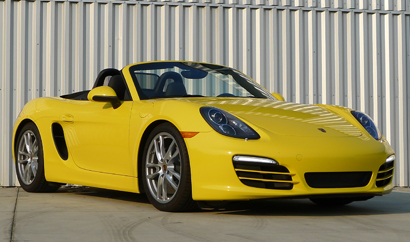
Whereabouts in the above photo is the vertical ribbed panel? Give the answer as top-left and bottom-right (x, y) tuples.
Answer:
(0, 0), (409, 187)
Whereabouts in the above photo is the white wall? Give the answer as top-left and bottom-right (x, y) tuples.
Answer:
(1, 0), (409, 186)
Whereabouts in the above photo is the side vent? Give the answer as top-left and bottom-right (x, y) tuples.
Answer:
(52, 123), (68, 160)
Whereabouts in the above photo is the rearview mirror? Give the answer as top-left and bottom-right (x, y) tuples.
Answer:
(181, 69), (208, 79)
(87, 86), (121, 109)
(271, 93), (285, 101)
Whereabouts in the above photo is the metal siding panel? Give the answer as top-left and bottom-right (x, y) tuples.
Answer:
(56, 2), (64, 96)
(383, 13), (394, 152)
(264, 8), (277, 93)
(190, 5), (198, 61)
(254, 7), (263, 86)
(359, 12), (368, 113)
(16, 1), (26, 118)
(170, 5), (178, 60)
(308, 10), (318, 104)
(117, 2), (124, 66)
(214, 5), (223, 65)
(85, 2), (93, 88)
(248, 7), (255, 81)
(240, 7), (250, 75)
(135, 3), (143, 63)
(281, 8), (291, 100)
(203, 5), (212, 63)
(372, 0), (381, 10)
(359, 0), (369, 10)
(370, 13), (381, 123)
(294, 9), (303, 103)
(0, 0), (3, 185)
(346, 11), (355, 109)
(272, 8), (280, 93)
(406, 14), (410, 186)
(2, 0), (15, 186)
(319, 10), (331, 104)
(302, 10), (310, 104)
(0, 0), (8, 186)
(394, 13), (408, 186)
(1, 0), (409, 187)
(227, 6), (237, 68)
(76, 2), (84, 91)
(333, 11), (343, 105)
(175, 4), (184, 60)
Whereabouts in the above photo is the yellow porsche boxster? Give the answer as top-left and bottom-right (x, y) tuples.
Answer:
(13, 61), (395, 211)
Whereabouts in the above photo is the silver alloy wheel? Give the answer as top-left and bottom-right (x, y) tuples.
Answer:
(145, 132), (181, 204)
(17, 130), (39, 185)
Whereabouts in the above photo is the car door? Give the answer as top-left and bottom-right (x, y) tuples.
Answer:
(62, 100), (134, 176)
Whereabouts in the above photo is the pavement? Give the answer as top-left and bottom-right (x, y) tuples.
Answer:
(1, 187), (410, 242)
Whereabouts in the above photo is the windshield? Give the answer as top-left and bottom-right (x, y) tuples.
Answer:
(129, 62), (274, 100)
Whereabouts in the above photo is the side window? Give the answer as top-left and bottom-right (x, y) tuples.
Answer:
(133, 72), (160, 98)
(134, 73), (160, 89)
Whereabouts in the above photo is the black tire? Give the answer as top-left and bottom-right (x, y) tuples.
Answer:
(15, 122), (60, 192)
(142, 123), (197, 212)
(309, 197), (354, 206)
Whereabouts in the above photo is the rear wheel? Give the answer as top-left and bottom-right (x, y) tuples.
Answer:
(142, 123), (197, 212)
(15, 122), (60, 192)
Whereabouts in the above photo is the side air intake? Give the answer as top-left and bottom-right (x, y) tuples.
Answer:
(52, 123), (68, 160)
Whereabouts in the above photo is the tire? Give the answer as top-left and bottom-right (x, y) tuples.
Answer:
(15, 122), (60, 192)
(142, 123), (197, 212)
(309, 197), (354, 206)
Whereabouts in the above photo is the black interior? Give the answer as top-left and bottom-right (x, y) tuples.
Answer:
(93, 68), (121, 88)
(61, 68), (132, 101)
(108, 75), (127, 100)
(60, 90), (90, 100)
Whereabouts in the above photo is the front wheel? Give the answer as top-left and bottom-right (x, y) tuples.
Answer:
(15, 122), (60, 192)
(142, 123), (197, 212)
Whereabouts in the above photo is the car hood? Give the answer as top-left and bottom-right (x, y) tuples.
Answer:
(182, 98), (362, 137)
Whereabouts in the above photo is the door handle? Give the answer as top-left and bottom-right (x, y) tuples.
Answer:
(62, 114), (74, 123)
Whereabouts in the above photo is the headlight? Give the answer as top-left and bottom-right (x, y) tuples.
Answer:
(351, 111), (381, 140)
(200, 107), (260, 139)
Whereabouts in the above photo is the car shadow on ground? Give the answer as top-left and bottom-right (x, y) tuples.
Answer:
(55, 186), (410, 216)
(55, 186), (151, 205)
(215, 194), (410, 216)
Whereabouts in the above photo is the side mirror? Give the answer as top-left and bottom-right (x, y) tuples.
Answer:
(271, 93), (285, 102)
(87, 86), (121, 109)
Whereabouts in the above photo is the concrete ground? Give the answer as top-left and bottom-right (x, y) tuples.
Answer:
(1, 187), (409, 242)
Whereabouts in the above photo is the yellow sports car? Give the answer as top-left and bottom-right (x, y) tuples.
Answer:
(13, 61), (395, 211)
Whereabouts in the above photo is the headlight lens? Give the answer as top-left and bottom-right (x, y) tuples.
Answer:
(200, 107), (260, 139)
(351, 111), (381, 140)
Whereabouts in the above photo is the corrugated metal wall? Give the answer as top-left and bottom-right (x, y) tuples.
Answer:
(1, 0), (409, 187)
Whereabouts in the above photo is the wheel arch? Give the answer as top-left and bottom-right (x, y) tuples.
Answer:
(13, 119), (36, 160)
(137, 119), (176, 193)
(138, 120), (197, 211)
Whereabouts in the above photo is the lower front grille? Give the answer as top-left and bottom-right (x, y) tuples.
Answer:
(305, 172), (372, 188)
(233, 160), (296, 190)
(376, 160), (394, 187)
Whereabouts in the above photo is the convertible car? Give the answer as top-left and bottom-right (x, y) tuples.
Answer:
(13, 61), (395, 211)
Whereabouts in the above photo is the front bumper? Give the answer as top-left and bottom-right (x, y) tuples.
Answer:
(186, 131), (395, 201)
